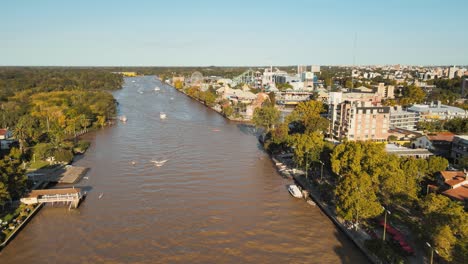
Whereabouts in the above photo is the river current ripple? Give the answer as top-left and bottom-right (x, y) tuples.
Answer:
(0, 76), (368, 263)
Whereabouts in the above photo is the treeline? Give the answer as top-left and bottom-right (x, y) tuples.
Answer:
(0, 67), (123, 101)
(331, 142), (466, 263)
(102, 66), (249, 80)
(253, 100), (466, 262)
(10, 90), (116, 164)
(418, 117), (468, 134)
(0, 68), (121, 203)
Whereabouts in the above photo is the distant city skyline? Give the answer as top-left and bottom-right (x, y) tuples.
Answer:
(1, 0), (467, 66)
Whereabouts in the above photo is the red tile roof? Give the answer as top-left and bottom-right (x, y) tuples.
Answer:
(0, 129), (8, 136)
(440, 171), (468, 187)
(443, 185), (468, 201)
(427, 132), (455, 142)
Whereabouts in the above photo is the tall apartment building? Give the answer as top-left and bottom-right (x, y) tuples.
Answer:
(376, 83), (395, 99)
(389, 106), (419, 131)
(329, 97), (390, 141)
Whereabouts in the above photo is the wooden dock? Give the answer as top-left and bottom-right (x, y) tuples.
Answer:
(20, 188), (84, 209)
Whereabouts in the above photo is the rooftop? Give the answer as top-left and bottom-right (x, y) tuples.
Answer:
(25, 188), (81, 198)
(408, 103), (466, 114)
(0, 129), (9, 136)
(442, 185), (468, 201)
(454, 135), (468, 141)
(385, 144), (433, 156)
(427, 132), (455, 142)
(440, 171), (468, 187)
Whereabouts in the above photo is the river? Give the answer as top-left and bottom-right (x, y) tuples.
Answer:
(0, 76), (368, 263)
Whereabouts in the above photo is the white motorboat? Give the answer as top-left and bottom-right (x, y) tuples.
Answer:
(120, 115), (127, 122)
(154, 87), (160, 91)
(287, 184), (303, 198)
(160, 112), (167, 119)
(151, 159), (168, 167)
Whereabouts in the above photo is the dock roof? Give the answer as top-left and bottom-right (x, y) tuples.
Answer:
(25, 188), (81, 198)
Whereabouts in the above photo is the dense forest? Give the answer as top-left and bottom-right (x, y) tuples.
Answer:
(0, 67), (122, 207)
(0, 67), (123, 101)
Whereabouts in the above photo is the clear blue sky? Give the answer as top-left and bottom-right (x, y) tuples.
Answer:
(1, 0), (466, 66)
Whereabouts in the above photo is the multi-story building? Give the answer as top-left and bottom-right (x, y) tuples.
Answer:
(330, 99), (390, 141)
(376, 83), (395, 99)
(452, 135), (468, 167)
(389, 106), (419, 131)
(407, 101), (467, 120)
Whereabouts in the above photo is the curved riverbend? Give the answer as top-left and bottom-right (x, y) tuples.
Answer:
(0, 76), (368, 263)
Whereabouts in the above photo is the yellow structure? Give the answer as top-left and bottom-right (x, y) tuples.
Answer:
(114, 72), (138, 77)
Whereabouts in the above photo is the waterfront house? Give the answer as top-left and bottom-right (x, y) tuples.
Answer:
(0, 128), (14, 150)
(0, 128), (12, 140)
(412, 132), (455, 158)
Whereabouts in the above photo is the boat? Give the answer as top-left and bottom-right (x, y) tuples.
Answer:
(306, 198), (316, 206)
(98, 193), (104, 199)
(120, 115), (127, 122)
(154, 87), (160, 91)
(287, 184), (303, 198)
(151, 159), (168, 167)
(160, 112), (167, 119)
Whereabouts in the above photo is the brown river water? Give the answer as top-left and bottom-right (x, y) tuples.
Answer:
(0, 76), (368, 263)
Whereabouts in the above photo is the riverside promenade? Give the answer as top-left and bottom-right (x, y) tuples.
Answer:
(291, 173), (382, 264)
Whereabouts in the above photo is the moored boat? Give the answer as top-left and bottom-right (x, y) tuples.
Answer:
(287, 184), (303, 198)
(160, 112), (167, 119)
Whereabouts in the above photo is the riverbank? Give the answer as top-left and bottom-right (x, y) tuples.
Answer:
(169, 83), (251, 123)
(271, 153), (382, 264)
(0, 203), (43, 250)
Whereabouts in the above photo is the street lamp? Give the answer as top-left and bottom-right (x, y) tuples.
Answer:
(426, 242), (439, 264)
(382, 207), (391, 241)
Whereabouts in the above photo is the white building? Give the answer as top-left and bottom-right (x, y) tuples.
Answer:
(389, 106), (419, 131)
(407, 101), (467, 120)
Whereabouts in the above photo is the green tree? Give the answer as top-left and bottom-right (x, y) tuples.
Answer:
(174, 80), (184, 89)
(330, 141), (365, 176)
(0, 156), (27, 200)
(335, 172), (383, 224)
(221, 105), (233, 117)
(203, 91), (217, 107)
(379, 155), (418, 203)
(288, 132), (324, 169)
(427, 156), (449, 178)
(0, 182), (10, 209)
(252, 105), (280, 132)
(433, 225), (457, 262)
(400, 85), (425, 105)
(288, 100), (329, 133)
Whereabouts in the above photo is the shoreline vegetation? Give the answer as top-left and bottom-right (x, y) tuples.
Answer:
(1, 68), (466, 262)
(0, 67), (123, 248)
(162, 71), (466, 263)
(164, 76), (383, 262)
(168, 79), (251, 123)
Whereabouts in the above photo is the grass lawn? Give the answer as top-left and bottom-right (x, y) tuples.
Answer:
(27, 160), (50, 170)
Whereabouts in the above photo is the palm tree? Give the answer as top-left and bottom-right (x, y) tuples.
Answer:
(13, 122), (28, 153)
